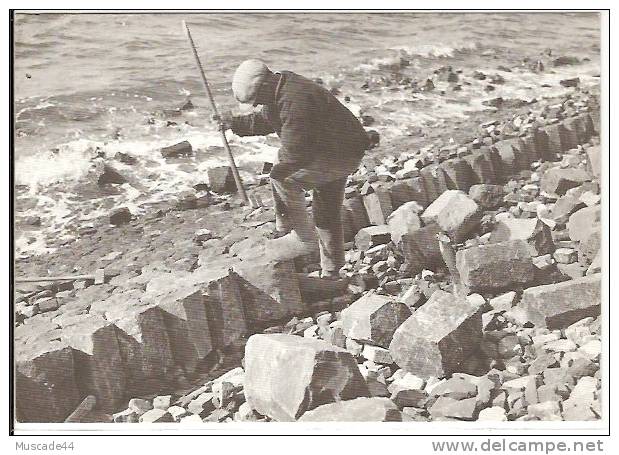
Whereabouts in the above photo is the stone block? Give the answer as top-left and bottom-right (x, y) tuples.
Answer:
(233, 258), (304, 325)
(567, 205), (601, 243)
(161, 140), (193, 158)
(520, 274), (601, 329)
(363, 186), (393, 225)
(585, 146), (601, 178)
(387, 201), (423, 246)
(463, 150), (497, 184)
(541, 168), (591, 196)
(244, 334), (370, 421)
(470, 184), (504, 210)
(62, 315), (127, 412)
(389, 290), (482, 378)
(106, 302), (175, 395)
(16, 340), (81, 422)
(342, 196), (370, 234)
(456, 240), (535, 291)
(298, 397), (402, 422)
(493, 138), (524, 174)
(489, 218), (555, 256)
(400, 223), (443, 274)
(389, 177), (428, 208)
(341, 293), (411, 348)
(420, 164), (449, 203)
(150, 287), (213, 375)
(421, 190), (481, 243)
(440, 158), (475, 192)
(429, 396), (477, 420)
(208, 166), (236, 193)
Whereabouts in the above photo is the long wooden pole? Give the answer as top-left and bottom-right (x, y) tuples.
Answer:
(182, 21), (250, 206)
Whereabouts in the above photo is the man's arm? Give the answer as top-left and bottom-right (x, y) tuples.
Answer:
(269, 97), (316, 180)
(229, 108), (275, 137)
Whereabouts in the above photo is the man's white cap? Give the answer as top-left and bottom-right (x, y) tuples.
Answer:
(232, 59), (271, 104)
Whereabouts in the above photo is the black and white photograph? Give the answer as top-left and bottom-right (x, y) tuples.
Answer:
(8, 6), (610, 442)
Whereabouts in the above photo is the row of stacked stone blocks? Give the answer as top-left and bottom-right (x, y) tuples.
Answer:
(342, 112), (597, 242)
(15, 259), (307, 422)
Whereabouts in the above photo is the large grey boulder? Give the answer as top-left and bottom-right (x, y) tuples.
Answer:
(244, 334), (369, 421)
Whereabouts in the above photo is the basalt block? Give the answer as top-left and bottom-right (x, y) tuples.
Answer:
(421, 190), (481, 243)
(440, 158), (475, 192)
(363, 186), (393, 225)
(464, 150), (498, 185)
(244, 334), (370, 421)
(355, 225), (392, 251)
(16, 340), (82, 422)
(61, 315), (127, 412)
(299, 397), (402, 422)
(233, 258), (305, 324)
(541, 168), (591, 196)
(390, 177), (428, 208)
(341, 293), (412, 348)
(533, 128), (556, 162)
(150, 286), (213, 375)
(107, 303), (175, 395)
(567, 205), (601, 243)
(389, 290), (482, 378)
(420, 164), (449, 203)
(161, 140), (193, 158)
(518, 135), (539, 169)
(492, 138), (524, 174)
(456, 240), (535, 291)
(520, 274), (601, 329)
(400, 223), (443, 274)
(387, 201), (423, 246)
(489, 218), (555, 256)
(469, 184), (505, 210)
(585, 145), (601, 179)
(342, 196), (370, 233)
(208, 166), (236, 194)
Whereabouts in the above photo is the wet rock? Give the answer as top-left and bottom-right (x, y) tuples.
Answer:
(387, 202), (423, 246)
(161, 141), (193, 158)
(560, 77), (580, 88)
(520, 273), (601, 329)
(341, 293), (411, 348)
(456, 240), (535, 291)
(299, 397), (402, 422)
(489, 218), (555, 256)
(109, 207), (132, 226)
(421, 190), (481, 243)
(96, 162), (128, 185)
(208, 166), (237, 194)
(244, 334), (370, 421)
(389, 290), (482, 378)
(541, 168), (590, 196)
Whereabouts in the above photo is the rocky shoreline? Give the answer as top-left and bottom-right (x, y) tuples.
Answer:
(14, 60), (602, 424)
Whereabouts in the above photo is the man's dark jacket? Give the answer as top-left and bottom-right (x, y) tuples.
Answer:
(230, 71), (369, 180)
